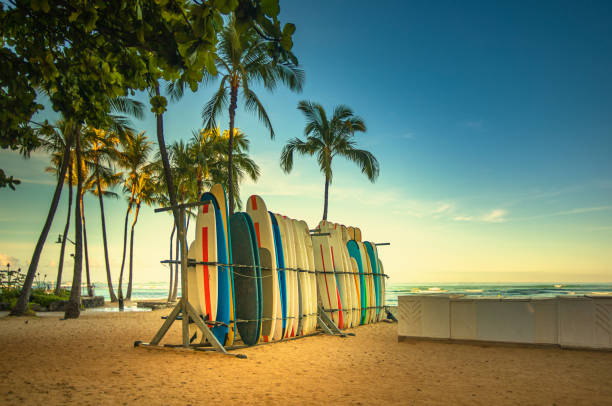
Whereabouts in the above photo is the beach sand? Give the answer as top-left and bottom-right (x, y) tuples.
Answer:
(1, 309), (611, 405)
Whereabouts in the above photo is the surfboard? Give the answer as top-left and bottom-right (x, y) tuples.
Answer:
(290, 218), (309, 336)
(364, 241), (381, 321)
(347, 240), (367, 325)
(378, 258), (385, 321)
(275, 214), (298, 338)
(229, 212), (262, 346)
(361, 244), (375, 324)
(355, 227), (362, 242)
(341, 224), (361, 327)
(200, 193), (231, 344)
(312, 231), (343, 328)
(246, 195), (281, 342)
(187, 202), (219, 337)
(297, 220), (317, 334)
(209, 184), (235, 345)
(283, 216), (299, 337)
(347, 226), (355, 241)
(319, 221), (353, 328)
(269, 212), (287, 340)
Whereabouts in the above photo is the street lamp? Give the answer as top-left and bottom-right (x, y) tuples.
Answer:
(56, 233), (76, 246)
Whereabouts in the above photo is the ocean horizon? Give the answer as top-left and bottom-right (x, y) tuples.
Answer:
(77, 281), (612, 310)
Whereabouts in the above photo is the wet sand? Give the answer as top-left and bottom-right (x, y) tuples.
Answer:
(1, 309), (611, 405)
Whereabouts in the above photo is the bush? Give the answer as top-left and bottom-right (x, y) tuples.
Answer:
(0, 288), (21, 302)
(30, 292), (67, 308)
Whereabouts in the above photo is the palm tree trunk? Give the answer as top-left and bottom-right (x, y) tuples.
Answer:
(65, 125), (84, 319)
(167, 224), (175, 301)
(55, 158), (73, 295)
(126, 201), (141, 300)
(11, 134), (72, 316)
(171, 231), (179, 301)
(117, 193), (133, 300)
(96, 172), (118, 302)
(322, 174), (330, 221)
(227, 83), (238, 215)
(154, 82), (188, 304)
(81, 194), (93, 297)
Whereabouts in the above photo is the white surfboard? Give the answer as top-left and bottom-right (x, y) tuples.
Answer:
(246, 195), (281, 342)
(298, 220), (317, 334)
(275, 214), (298, 338)
(312, 232), (343, 328)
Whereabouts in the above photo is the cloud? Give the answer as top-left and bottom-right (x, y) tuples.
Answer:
(399, 132), (415, 140)
(555, 206), (612, 216)
(0, 253), (21, 268)
(451, 209), (508, 223)
(482, 209), (508, 223)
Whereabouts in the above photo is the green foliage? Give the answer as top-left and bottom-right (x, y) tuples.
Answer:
(0, 288), (21, 303)
(30, 291), (69, 308)
(1, 0), (298, 189)
(1, 287), (69, 308)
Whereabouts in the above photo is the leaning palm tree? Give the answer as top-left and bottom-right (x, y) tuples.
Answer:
(280, 101), (380, 220)
(201, 17), (304, 214)
(11, 121), (75, 316)
(116, 131), (153, 301)
(42, 122), (77, 295)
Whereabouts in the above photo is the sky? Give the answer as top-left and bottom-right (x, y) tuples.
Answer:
(1, 0), (611, 285)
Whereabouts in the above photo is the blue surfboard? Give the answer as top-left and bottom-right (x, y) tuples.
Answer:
(269, 212), (287, 338)
(201, 192), (230, 345)
(364, 242), (380, 319)
(347, 240), (367, 325)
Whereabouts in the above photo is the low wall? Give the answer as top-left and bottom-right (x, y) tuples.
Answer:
(398, 295), (612, 350)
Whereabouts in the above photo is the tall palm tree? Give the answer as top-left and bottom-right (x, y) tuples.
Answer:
(202, 17), (304, 214)
(116, 131), (153, 301)
(126, 170), (156, 300)
(85, 128), (122, 301)
(280, 101), (380, 220)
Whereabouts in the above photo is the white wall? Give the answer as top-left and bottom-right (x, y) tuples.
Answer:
(398, 295), (612, 350)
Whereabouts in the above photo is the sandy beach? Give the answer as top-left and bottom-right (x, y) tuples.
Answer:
(0, 309), (610, 405)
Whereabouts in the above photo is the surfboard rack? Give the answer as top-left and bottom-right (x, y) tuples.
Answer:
(317, 305), (349, 337)
(135, 201), (246, 359)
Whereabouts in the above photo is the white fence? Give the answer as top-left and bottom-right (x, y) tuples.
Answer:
(398, 295), (612, 350)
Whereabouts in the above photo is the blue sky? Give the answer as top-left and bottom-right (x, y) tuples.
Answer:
(1, 0), (611, 284)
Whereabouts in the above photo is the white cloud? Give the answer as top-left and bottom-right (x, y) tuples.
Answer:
(0, 253), (21, 268)
(453, 216), (474, 221)
(482, 209), (508, 223)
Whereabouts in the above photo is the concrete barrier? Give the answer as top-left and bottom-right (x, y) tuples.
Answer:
(398, 295), (611, 351)
(558, 296), (612, 349)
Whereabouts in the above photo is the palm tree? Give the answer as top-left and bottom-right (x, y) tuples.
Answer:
(126, 170), (156, 300)
(202, 17), (304, 214)
(85, 128), (122, 301)
(280, 101), (380, 220)
(42, 122), (76, 295)
(11, 123), (73, 316)
(116, 131), (153, 301)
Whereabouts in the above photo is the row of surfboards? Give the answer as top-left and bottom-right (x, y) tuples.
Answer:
(186, 185), (387, 347)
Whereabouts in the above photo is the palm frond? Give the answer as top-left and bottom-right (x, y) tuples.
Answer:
(202, 77), (229, 130)
(242, 87), (275, 139)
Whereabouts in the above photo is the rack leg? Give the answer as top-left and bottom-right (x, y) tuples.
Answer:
(150, 303), (181, 345)
(185, 301), (227, 354)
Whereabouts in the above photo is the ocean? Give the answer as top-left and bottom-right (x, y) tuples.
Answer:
(85, 281), (612, 311)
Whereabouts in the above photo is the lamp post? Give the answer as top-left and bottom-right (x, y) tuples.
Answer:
(56, 233), (76, 246)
